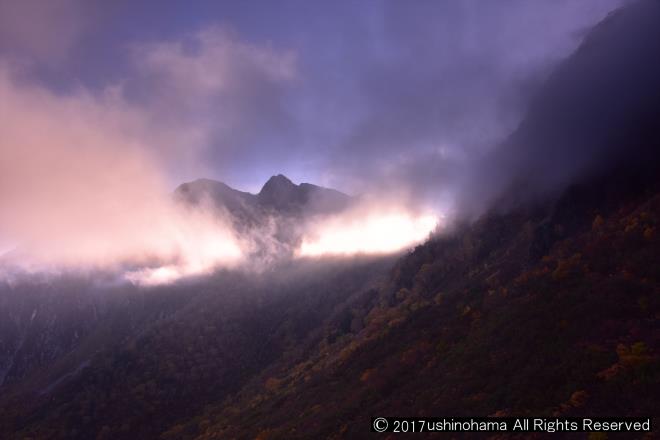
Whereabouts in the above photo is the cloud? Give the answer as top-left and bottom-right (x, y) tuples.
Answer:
(4, 21), (440, 283)
(452, 0), (660, 218)
(0, 0), (87, 64)
(135, 27), (296, 96)
(0, 27), (298, 273)
(0, 0), (627, 202)
(307, 0), (626, 204)
(0, 63), (244, 270)
(3, 1), (654, 283)
(124, 27), (298, 181)
(297, 203), (438, 257)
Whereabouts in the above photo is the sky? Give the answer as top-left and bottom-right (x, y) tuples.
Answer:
(0, 0), (626, 194)
(5, 0), (652, 279)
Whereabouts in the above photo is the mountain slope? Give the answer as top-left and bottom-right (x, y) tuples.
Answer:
(165, 2), (660, 438)
(175, 175), (351, 219)
(175, 175), (352, 253)
(0, 258), (396, 440)
(257, 174), (351, 215)
(175, 178), (260, 226)
(1, 2), (660, 439)
(0, 175), (352, 404)
(158, 168), (658, 440)
(465, 0), (660, 216)
(3, 163), (657, 440)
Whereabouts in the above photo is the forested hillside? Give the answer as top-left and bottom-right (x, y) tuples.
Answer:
(1, 1), (659, 439)
(181, 168), (660, 439)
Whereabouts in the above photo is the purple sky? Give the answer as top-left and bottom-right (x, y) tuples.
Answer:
(0, 0), (626, 194)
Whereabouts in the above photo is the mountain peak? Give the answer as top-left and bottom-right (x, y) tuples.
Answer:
(260, 174), (295, 191)
(175, 174), (351, 220)
(257, 174), (301, 208)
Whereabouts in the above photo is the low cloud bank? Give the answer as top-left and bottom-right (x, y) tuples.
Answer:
(0, 63), (439, 284)
(4, 2), (658, 285)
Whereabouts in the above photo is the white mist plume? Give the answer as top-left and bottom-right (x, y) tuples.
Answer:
(0, 25), (301, 284)
(0, 66), (244, 278)
(298, 204), (439, 257)
(0, 24), (444, 286)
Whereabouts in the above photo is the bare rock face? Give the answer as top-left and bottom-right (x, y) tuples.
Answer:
(257, 174), (350, 213)
(174, 174), (352, 252)
(176, 174), (350, 216)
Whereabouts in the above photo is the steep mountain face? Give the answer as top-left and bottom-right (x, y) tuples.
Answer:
(181, 170), (660, 440)
(0, 258), (397, 440)
(175, 174), (350, 220)
(465, 0), (660, 216)
(0, 277), (196, 393)
(175, 175), (352, 251)
(257, 174), (351, 215)
(2, 167), (657, 440)
(2, 161), (657, 440)
(175, 178), (259, 226)
(0, 280), (99, 389)
(0, 175), (349, 397)
(0, 175), (350, 399)
(1, 2), (659, 440)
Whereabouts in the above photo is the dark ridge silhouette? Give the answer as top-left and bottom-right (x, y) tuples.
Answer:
(174, 175), (352, 252)
(461, 0), (660, 218)
(175, 174), (351, 218)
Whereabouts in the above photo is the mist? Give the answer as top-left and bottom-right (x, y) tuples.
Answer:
(454, 0), (660, 218)
(0, 24), (299, 280)
(2, 3), (660, 438)
(3, 0), (654, 284)
(0, 66), (246, 278)
(0, 64), (436, 282)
